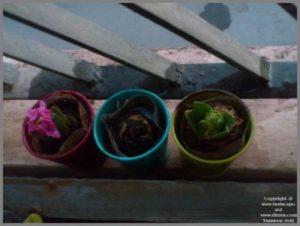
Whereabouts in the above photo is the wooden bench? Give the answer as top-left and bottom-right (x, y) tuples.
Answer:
(3, 99), (297, 181)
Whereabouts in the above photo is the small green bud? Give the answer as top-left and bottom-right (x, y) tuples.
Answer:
(23, 213), (43, 223)
(51, 105), (70, 136)
(185, 101), (234, 140)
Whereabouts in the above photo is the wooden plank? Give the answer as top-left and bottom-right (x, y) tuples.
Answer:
(3, 61), (296, 100)
(3, 66), (41, 100)
(124, 3), (271, 81)
(3, 32), (95, 83)
(3, 99), (297, 181)
(3, 63), (20, 86)
(3, 3), (182, 83)
(3, 178), (297, 222)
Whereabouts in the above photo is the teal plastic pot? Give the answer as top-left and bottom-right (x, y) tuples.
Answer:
(93, 89), (170, 172)
(171, 89), (255, 178)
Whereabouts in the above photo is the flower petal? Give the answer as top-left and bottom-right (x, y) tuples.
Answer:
(26, 100), (61, 139)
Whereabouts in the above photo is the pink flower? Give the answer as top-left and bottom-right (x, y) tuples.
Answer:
(26, 100), (61, 139)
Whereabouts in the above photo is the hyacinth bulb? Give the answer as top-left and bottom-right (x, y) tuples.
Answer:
(102, 95), (164, 157)
(181, 96), (249, 160)
(185, 101), (235, 141)
(27, 93), (91, 155)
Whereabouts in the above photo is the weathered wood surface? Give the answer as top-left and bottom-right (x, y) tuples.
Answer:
(3, 177), (297, 222)
(3, 61), (297, 100)
(124, 3), (270, 81)
(3, 99), (297, 181)
(3, 63), (20, 86)
(3, 3), (182, 83)
(3, 32), (97, 83)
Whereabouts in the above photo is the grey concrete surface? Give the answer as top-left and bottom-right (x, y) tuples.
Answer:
(3, 3), (297, 50)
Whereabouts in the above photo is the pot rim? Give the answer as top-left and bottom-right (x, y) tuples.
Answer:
(171, 89), (256, 164)
(93, 89), (170, 162)
(22, 90), (94, 160)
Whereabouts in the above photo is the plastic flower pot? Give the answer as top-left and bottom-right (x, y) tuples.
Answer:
(171, 89), (255, 177)
(93, 89), (170, 173)
(22, 90), (106, 170)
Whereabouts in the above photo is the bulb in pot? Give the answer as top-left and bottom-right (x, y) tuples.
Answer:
(102, 95), (164, 157)
(118, 113), (157, 152)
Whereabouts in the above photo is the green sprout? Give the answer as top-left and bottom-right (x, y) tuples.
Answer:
(50, 105), (70, 136)
(185, 101), (234, 140)
(23, 213), (43, 223)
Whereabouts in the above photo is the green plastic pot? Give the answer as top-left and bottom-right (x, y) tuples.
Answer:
(171, 89), (255, 177)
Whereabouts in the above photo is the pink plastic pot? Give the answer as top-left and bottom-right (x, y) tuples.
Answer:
(22, 90), (106, 170)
